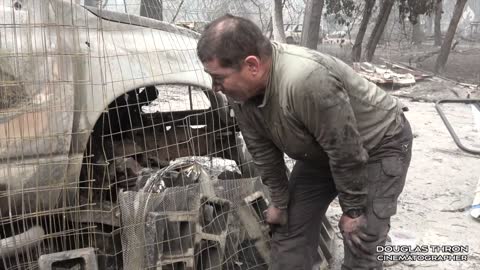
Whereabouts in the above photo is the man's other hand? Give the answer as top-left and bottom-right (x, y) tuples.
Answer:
(263, 205), (287, 225)
(339, 214), (378, 258)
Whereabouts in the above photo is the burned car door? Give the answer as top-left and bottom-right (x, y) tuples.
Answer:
(0, 1), (75, 217)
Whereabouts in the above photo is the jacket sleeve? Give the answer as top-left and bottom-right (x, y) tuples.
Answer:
(292, 68), (369, 213)
(232, 103), (289, 209)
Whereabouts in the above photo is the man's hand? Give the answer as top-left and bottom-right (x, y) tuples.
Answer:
(263, 205), (287, 225)
(339, 214), (378, 258)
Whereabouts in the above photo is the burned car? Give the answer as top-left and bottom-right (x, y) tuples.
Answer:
(0, 1), (255, 268)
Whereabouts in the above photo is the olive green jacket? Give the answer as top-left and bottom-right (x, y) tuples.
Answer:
(231, 42), (404, 212)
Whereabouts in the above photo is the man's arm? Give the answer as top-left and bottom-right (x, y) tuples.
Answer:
(232, 103), (290, 209)
(292, 68), (369, 214)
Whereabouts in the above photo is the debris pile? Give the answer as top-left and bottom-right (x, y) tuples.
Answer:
(119, 160), (272, 270)
(39, 159), (336, 270)
(353, 62), (431, 86)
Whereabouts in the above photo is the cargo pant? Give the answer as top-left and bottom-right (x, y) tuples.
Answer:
(269, 115), (413, 270)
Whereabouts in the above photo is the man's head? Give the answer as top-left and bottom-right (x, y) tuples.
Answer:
(197, 14), (272, 102)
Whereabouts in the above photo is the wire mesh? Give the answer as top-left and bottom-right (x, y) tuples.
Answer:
(0, 1), (270, 269)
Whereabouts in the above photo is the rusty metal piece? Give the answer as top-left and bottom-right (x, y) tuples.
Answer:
(108, 157), (144, 188)
(0, 226), (45, 258)
(436, 99), (480, 155)
(236, 192), (271, 264)
(38, 248), (98, 270)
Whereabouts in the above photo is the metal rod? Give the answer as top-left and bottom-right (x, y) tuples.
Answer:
(188, 85), (193, 110)
(435, 99), (480, 156)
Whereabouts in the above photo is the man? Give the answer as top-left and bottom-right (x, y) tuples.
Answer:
(197, 14), (412, 270)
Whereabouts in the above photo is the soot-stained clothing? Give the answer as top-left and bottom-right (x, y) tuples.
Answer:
(230, 42), (405, 213)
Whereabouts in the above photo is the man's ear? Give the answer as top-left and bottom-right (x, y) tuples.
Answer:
(244, 56), (261, 75)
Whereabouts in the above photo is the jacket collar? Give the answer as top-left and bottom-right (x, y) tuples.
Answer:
(256, 42), (279, 108)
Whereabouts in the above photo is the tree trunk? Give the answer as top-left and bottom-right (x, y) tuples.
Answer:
(412, 16), (425, 45)
(365, 0), (395, 62)
(171, 0), (185, 22)
(434, 0), (468, 73)
(434, 0), (443, 46)
(301, 0), (325, 49)
(352, 0), (376, 62)
(425, 13), (434, 35)
(140, 0), (163, 21)
(266, 16), (274, 39)
(84, 0), (100, 8)
(272, 0), (286, 42)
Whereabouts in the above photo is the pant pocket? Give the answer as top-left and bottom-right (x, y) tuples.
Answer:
(376, 156), (406, 197)
(382, 156), (403, 178)
(371, 156), (406, 219)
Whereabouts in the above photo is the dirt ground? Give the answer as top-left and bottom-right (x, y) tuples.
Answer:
(320, 42), (480, 269)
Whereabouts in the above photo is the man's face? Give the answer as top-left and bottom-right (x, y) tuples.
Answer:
(203, 58), (256, 102)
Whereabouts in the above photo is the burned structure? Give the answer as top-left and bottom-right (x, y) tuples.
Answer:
(0, 1), (334, 269)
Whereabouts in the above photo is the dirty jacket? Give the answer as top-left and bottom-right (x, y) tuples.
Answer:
(230, 42), (405, 213)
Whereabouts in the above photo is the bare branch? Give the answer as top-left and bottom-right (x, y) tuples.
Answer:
(171, 0), (185, 23)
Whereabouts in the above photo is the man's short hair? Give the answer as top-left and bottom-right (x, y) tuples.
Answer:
(197, 14), (272, 69)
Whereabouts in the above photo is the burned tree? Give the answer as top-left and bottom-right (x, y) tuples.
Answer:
(272, 0), (286, 42)
(301, 0), (325, 49)
(365, 0), (395, 62)
(434, 0), (443, 45)
(140, 0), (163, 20)
(434, 0), (468, 73)
(398, 0), (436, 46)
(352, 0), (376, 62)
